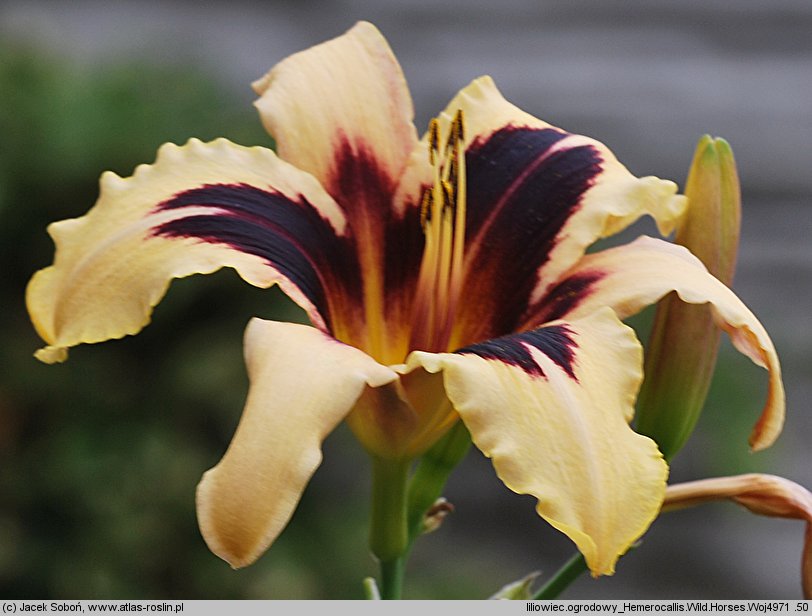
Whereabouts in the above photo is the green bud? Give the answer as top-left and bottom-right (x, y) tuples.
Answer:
(636, 135), (741, 460)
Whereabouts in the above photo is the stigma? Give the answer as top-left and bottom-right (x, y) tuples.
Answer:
(411, 110), (467, 353)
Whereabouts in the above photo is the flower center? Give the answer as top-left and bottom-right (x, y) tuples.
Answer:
(410, 110), (467, 353)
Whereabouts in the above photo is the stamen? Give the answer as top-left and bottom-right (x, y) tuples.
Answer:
(446, 111), (467, 350)
(411, 109), (467, 353)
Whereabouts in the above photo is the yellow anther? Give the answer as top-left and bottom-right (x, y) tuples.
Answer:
(420, 188), (433, 228)
(428, 119), (440, 166)
(446, 154), (459, 191)
(441, 180), (454, 211)
(448, 109), (465, 149)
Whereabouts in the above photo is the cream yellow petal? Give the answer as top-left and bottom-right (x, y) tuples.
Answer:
(196, 319), (397, 568)
(540, 235), (784, 450)
(26, 138), (348, 362)
(409, 308), (668, 576)
(253, 21), (417, 200)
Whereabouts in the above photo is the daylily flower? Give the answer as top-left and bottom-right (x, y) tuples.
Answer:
(663, 474), (812, 598)
(26, 21), (784, 578)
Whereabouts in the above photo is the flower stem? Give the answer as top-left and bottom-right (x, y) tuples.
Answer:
(534, 542), (641, 599)
(369, 456), (410, 599)
(379, 557), (406, 600)
(368, 423), (471, 598)
(533, 552), (587, 599)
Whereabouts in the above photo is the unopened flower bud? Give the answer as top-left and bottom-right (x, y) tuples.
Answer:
(636, 136), (741, 459)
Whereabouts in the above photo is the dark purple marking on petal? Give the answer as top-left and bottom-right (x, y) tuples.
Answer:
(527, 269), (607, 326)
(459, 126), (604, 340)
(456, 324), (579, 380)
(327, 134), (398, 218)
(327, 134), (426, 318)
(465, 127), (570, 238)
(152, 183), (362, 333)
(383, 197), (425, 321)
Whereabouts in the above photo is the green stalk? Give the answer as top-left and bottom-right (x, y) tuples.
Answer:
(378, 557), (406, 600)
(369, 456), (410, 599)
(533, 542), (641, 599)
(533, 552), (587, 599)
(368, 423), (471, 598)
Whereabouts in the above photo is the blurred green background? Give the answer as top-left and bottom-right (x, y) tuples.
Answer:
(1, 0), (810, 600)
